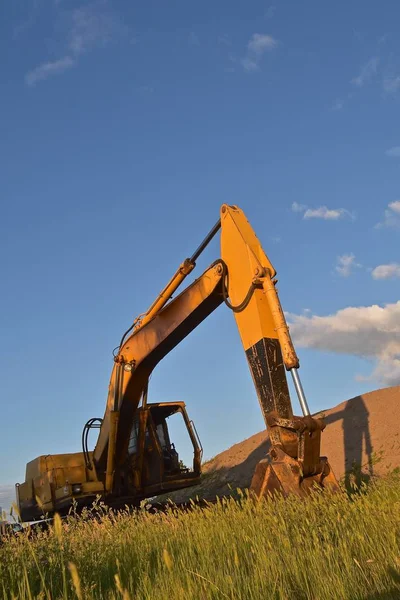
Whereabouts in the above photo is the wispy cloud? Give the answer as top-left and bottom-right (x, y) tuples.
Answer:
(304, 207), (354, 220)
(333, 44), (400, 109)
(217, 34), (231, 46)
(13, 0), (43, 40)
(241, 33), (278, 72)
(383, 76), (400, 94)
(291, 202), (354, 221)
(333, 53), (397, 110)
(248, 33), (277, 53)
(386, 146), (400, 158)
(353, 29), (364, 42)
(332, 99), (344, 111)
(265, 5), (276, 19)
(25, 56), (75, 86)
(351, 57), (379, 87)
(291, 202), (306, 213)
(68, 2), (125, 55)
(287, 301), (400, 386)
(138, 85), (154, 94)
(372, 263), (400, 280)
(13, 15), (36, 39)
(336, 254), (361, 277)
(25, 1), (127, 86)
(375, 200), (400, 229)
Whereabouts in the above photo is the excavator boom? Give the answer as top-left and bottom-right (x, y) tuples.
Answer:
(16, 204), (339, 522)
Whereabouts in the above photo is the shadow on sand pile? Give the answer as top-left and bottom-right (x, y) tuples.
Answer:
(156, 385), (400, 504)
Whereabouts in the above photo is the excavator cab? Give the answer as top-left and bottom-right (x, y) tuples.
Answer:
(121, 401), (202, 496)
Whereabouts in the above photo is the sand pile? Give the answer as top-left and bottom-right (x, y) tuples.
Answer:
(157, 385), (400, 503)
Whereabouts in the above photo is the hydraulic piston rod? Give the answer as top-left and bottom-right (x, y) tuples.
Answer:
(291, 368), (311, 417)
(135, 219), (222, 331)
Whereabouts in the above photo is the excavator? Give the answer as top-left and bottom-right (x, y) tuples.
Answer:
(15, 204), (339, 523)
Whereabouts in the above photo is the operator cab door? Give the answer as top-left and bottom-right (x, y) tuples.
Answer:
(139, 408), (182, 487)
(126, 409), (163, 490)
(125, 402), (202, 494)
(141, 411), (163, 487)
(154, 419), (180, 475)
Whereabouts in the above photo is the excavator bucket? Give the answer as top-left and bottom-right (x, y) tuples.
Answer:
(251, 449), (340, 500)
(250, 414), (341, 500)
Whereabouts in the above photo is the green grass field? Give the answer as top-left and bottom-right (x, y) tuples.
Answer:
(1, 473), (400, 600)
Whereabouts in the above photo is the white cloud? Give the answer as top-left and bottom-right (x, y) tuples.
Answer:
(351, 57), (379, 87)
(372, 263), (400, 280)
(287, 301), (400, 386)
(291, 202), (354, 221)
(390, 200), (400, 213)
(265, 6), (276, 19)
(248, 33), (277, 54)
(241, 33), (277, 72)
(25, 1), (126, 85)
(241, 57), (259, 72)
(68, 2), (124, 55)
(332, 99), (344, 111)
(375, 201), (400, 229)
(291, 202), (306, 213)
(25, 56), (75, 86)
(217, 34), (231, 46)
(386, 146), (400, 158)
(304, 206), (352, 220)
(389, 200), (400, 215)
(383, 76), (400, 94)
(336, 254), (360, 277)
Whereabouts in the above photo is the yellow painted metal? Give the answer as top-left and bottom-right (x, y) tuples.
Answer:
(105, 410), (120, 493)
(16, 451), (105, 521)
(81, 481), (104, 493)
(93, 261), (223, 469)
(220, 204), (279, 350)
(54, 481), (104, 499)
(220, 203), (299, 368)
(25, 452), (96, 485)
(260, 275), (299, 370)
(134, 259), (195, 331)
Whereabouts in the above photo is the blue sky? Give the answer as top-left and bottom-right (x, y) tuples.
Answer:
(1, 1), (399, 504)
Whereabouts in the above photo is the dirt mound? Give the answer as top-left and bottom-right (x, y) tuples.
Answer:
(157, 385), (400, 503)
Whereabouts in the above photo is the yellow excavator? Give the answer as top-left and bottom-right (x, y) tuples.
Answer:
(16, 204), (339, 523)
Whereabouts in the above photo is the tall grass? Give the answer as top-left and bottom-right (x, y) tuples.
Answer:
(1, 473), (400, 599)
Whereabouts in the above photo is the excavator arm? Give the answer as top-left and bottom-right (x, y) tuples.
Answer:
(94, 204), (338, 498)
(16, 204), (338, 522)
(94, 260), (225, 480)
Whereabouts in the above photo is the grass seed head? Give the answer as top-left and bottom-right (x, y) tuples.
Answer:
(53, 513), (63, 542)
(163, 547), (173, 572)
(68, 562), (82, 600)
